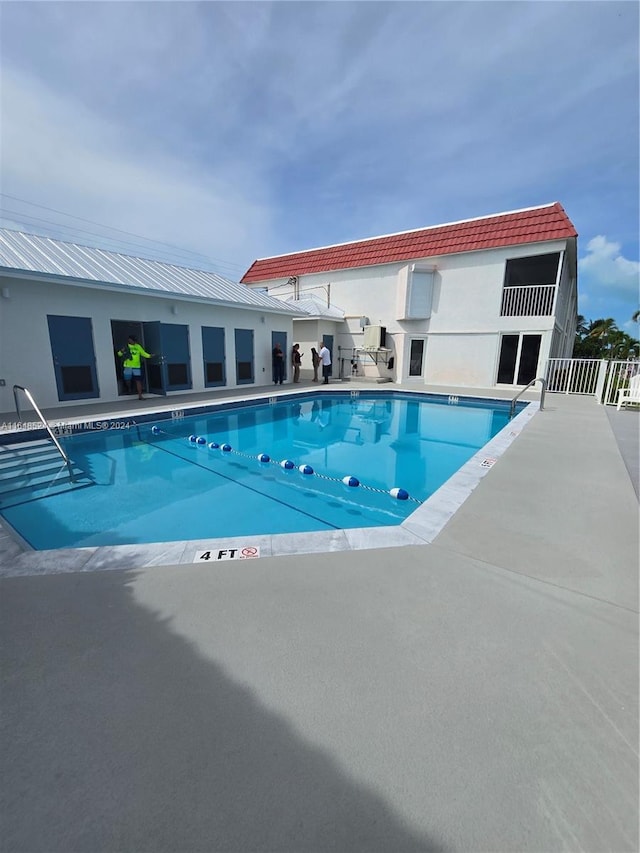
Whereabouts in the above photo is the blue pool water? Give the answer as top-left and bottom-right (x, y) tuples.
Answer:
(2, 393), (515, 550)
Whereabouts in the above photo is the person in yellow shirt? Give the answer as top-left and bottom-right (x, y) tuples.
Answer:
(118, 335), (153, 399)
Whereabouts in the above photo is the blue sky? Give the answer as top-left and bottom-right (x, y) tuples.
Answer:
(1, 1), (638, 332)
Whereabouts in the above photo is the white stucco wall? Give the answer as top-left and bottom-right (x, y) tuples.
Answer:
(289, 319), (348, 380)
(289, 319), (320, 379)
(551, 248), (578, 359)
(420, 334), (497, 386)
(252, 238), (573, 387)
(0, 276), (296, 413)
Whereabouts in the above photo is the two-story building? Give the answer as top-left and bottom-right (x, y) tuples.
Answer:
(240, 202), (578, 388)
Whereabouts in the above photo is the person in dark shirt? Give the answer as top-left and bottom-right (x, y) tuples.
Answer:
(311, 347), (320, 382)
(272, 342), (285, 385)
(292, 343), (303, 383)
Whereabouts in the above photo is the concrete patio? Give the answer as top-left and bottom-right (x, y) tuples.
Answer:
(1, 390), (638, 852)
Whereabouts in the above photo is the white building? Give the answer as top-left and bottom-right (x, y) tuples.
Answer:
(241, 202), (578, 388)
(0, 230), (306, 413)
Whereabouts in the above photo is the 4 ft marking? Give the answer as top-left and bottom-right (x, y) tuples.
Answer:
(194, 546), (260, 562)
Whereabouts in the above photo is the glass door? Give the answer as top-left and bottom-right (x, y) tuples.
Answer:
(497, 334), (542, 385)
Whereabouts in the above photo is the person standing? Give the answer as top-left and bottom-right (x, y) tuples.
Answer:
(272, 341), (285, 385)
(292, 343), (303, 383)
(118, 335), (153, 400)
(311, 347), (321, 382)
(319, 341), (331, 384)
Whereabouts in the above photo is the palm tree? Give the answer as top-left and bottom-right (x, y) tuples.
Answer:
(616, 332), (640, 359)
(607, 331), (628, 360)
(573, 316), (639, 359)
(575, 314), (589, 337)
(588, 318), (619, 358)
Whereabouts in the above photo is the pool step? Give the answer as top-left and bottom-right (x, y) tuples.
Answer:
(0, 439), (95, 508)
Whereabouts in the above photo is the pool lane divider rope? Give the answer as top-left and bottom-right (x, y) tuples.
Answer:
(137, 428), (342, 530)
(148, 425), (420, 504)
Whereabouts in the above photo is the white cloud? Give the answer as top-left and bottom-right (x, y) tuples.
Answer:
(1, 0), (637, 291)
(579, 236), (640, 299)
(0, 68), (276, 273)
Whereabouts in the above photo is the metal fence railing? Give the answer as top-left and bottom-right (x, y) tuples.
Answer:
(544, 359), (602, 395)
(544, 358), (639, 405)
(501, 285), (555, 317)
(599, 360), (640, 406)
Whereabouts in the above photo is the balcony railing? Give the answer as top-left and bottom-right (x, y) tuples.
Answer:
(500, 284), (556, 317)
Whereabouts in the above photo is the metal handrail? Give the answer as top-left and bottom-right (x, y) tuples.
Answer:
(509, 377), (547, 418)
(13, 385), (75, 479)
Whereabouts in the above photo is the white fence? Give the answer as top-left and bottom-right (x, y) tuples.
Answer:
(545, 358), (639, 405)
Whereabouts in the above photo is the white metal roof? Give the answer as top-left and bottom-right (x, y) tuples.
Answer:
(286, 293), (345, 320)
(0, 228), (305, 315)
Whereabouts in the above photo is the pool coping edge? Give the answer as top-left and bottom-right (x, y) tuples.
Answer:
(0, 399), (539, 577)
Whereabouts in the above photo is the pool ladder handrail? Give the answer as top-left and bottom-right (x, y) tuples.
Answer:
(12, 384), (76, 481)
(509, 377), (547, 419)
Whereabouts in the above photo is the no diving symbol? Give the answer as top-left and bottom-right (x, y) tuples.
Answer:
(241, 547), (259, 558)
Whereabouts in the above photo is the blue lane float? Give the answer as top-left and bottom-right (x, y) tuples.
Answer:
(188, 435), (197, 443)
(342, 475), (360, 487)
(280, 459), (295, 470)
(196, 436), (207, 445)
(257, 453), (270, 463)
(208, 441), (220, 450)
(298, 464), (314, 475)
(221, 443), (232, 452)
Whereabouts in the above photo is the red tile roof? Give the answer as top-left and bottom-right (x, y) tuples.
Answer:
(241, 202), (577, 284)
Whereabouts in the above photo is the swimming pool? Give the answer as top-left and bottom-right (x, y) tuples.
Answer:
(0, 392), (523, 550)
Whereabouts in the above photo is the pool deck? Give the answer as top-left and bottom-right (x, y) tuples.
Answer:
(1, 384), (638, 852)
